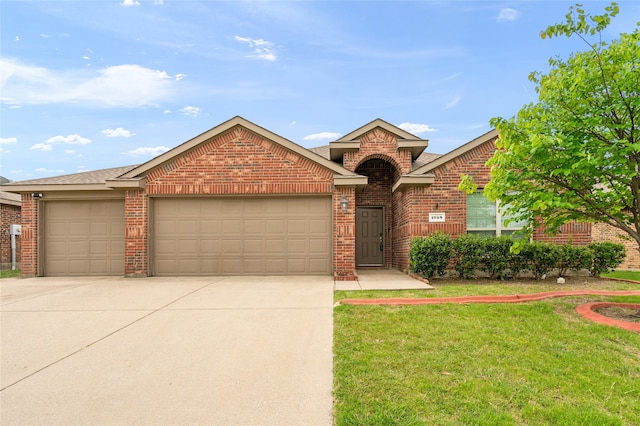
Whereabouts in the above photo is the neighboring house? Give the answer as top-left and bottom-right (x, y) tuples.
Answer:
(0, 189), (22, 270)
(1, 116), (597, 279)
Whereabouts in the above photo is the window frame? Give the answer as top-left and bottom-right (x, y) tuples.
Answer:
(466, 191), (524, 237)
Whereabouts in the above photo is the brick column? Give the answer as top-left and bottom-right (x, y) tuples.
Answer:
(124, 189), (148, 277)
(20, 194), (38, 277)
(333, 186), (357, 280)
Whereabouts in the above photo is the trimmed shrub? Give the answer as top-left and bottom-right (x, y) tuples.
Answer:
(519, 242), (560, 279)
(557, 243), (592, 277)
(452, 234), (483, 278)
(481, 237), (514, 279)
(588, 242), (626, 276)
(409, 233), (453, 278)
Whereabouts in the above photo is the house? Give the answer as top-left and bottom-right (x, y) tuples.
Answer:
(0, 189), (22, 270)
(2, 116), (595, 279)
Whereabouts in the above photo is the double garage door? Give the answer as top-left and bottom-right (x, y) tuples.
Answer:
(153, 197), (332, 276)
(43, 197), (331, 277)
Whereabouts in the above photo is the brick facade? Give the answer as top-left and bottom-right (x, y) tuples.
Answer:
(9, 116), (635, 279)
(592, 222), (640, 270)
(19, 195), (37, 277)
(0, 202), (21, 270)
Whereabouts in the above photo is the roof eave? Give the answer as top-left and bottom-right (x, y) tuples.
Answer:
(0, 183), (113, 193)
(392, 174), (435, 192)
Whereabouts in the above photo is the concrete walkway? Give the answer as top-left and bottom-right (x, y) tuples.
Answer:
(334, 268), (434, 291)
(1, 276), (334, 426)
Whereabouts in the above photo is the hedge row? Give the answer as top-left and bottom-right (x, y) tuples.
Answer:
(409, 233), (626, 279)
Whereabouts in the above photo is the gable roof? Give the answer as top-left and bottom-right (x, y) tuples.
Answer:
(336, 118), (421, 141)
(119, 116), (358, 180)
(410, 129), (498, 175)
(330, 118), (429, 162)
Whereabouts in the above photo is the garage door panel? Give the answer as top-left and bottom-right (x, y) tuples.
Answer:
(223, 239), (242, 254)
(90, 240), (108, 255)
(44, 200), (125, 276)
(266, 239), (285, 255)
(154, 197), (330, 276)
(223, 219), (242, 233)
(244, 240), (264, 253)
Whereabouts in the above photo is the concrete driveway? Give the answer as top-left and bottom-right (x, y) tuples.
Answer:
(0, 276), (334, 426)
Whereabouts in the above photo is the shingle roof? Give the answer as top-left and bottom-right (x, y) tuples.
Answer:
(6, 165), (139, 186)
(0, 191), (21, 205)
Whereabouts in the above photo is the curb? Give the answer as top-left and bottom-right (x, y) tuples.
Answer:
(576, 302), (640, 332)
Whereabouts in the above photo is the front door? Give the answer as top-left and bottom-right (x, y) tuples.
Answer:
(356, 207), (384, 266)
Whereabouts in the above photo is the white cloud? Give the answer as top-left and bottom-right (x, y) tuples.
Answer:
(445, 96), (461, 109)
(30, 134), (91, 151)
(122, 146), (170, 157)
(64, 149), (76, 154)
(102, 127), (135, 138)
(289, 121), (297, 126)
(397, 123), (437, 135)
(34, 167), (65, 174)
(15, 36), (19, 42)
(180, 106), (202, 117)
(154, 0), (164, 4)
(30, 143), (53, 152)
(234, 36), (278, 61)
(303, 132), (341, 141)
(497, 8), (520, 22)
(175, 73), (187, 81)
(1, 58), (175, 107)
(121, 0), (140, 6)
(40, 34), (51, 38)
(46, 134), (91, 145)
(0, 137), (17, 145)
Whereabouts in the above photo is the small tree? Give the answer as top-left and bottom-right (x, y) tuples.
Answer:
(485, 3), (640, 255)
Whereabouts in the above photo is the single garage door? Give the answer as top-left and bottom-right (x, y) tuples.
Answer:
(44, 200), (125, 276)
(153, 197), (331, 276)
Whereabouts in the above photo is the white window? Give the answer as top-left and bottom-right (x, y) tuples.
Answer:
(466, 192), (526, 237)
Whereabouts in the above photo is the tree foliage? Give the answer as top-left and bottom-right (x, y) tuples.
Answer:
(486, 2), (640, 253)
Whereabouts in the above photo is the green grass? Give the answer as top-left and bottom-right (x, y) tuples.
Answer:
(603, 270), (640, 282)
(0, 269), (21, 279)
(336, 278), (640, 302)
(334, 292), (640, 425)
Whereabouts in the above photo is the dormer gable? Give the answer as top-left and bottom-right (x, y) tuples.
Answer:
(329, 119), (429, 166)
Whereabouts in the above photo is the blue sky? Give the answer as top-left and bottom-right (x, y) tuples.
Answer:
(1, 1), (638, 182)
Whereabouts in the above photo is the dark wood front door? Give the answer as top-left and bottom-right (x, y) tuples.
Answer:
(356, 207), (384, 266)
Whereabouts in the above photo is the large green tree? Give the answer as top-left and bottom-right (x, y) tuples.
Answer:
(486, 2), (640, 252)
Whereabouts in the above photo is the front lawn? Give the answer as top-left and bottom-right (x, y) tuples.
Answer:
(603, 270), (640, 282)
(334, 281), (640, 425)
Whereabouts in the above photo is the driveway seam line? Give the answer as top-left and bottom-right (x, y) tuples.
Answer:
(0, 278), (225, 392)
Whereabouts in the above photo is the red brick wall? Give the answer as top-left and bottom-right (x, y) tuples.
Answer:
(592, 222), (640, 270)
(146, 126), (334, 195)
(124, 189), (148, 277)
(19, 195), (38, 277)
(334, 186), (356, 279)
(343, 129), (412, 174)
(533, 222), (591, 245)
(1, 203), (21, 269)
